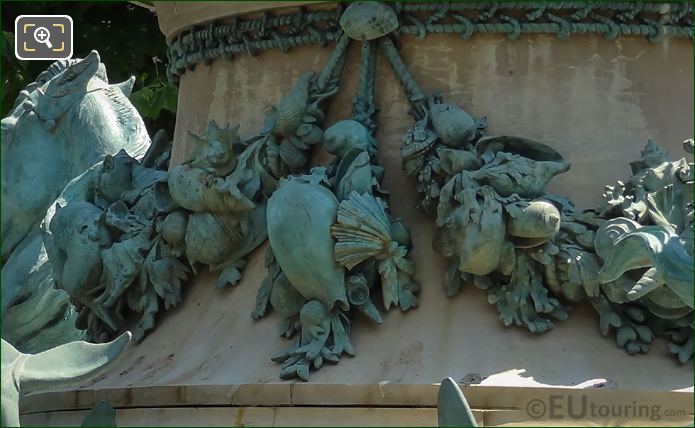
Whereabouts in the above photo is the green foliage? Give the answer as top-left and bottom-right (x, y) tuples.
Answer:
(129, 76), (177, 120)
(2, 30), (28, 113)
(1, 1), (176, 132)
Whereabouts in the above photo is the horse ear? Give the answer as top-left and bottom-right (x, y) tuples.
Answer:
(112, 76), (136, 97)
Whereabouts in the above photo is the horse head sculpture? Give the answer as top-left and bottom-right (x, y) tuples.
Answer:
(1, 50), (150, 261)
(1, 51), (151, 352)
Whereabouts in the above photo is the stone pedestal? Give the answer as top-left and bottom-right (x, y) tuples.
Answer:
(20, 2), (694, 426)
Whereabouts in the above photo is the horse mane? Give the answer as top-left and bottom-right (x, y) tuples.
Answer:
(37, 60), (78, 84)
(105, 86), (151, 159)
(68, 84), (150, 159)
(103, 85), (146, 141)
(104, 86), (134, 122)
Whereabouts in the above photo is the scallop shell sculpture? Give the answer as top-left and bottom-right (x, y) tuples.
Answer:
(339, 1), (399, 41)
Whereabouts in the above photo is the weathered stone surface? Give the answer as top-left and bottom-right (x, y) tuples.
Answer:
(46, 10), (688, 422)
(3, 8), (693, 421)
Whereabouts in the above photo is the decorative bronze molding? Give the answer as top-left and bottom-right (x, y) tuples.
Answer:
(166, 1), (693, 82)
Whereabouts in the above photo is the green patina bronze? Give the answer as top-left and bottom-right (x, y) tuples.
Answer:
(81, 400), (117, 427)
(592, 140), (694, 362)
(438, 378), (477, 427)
(3, 36), (349, 355)
(37, 34), (350, 345)
(42, 139), (177, 343)
(1, 333), (130, 427)
(252, 37), (418, 381)
(1, 1), (691, 390)
(1, 51), (150, 352)
(397, 97), (572, 333)
(165, 2), (693, 82)
(380, 28), (692, 361)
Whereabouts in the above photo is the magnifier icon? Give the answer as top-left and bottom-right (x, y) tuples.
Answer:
(33, 26), (53, 49)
